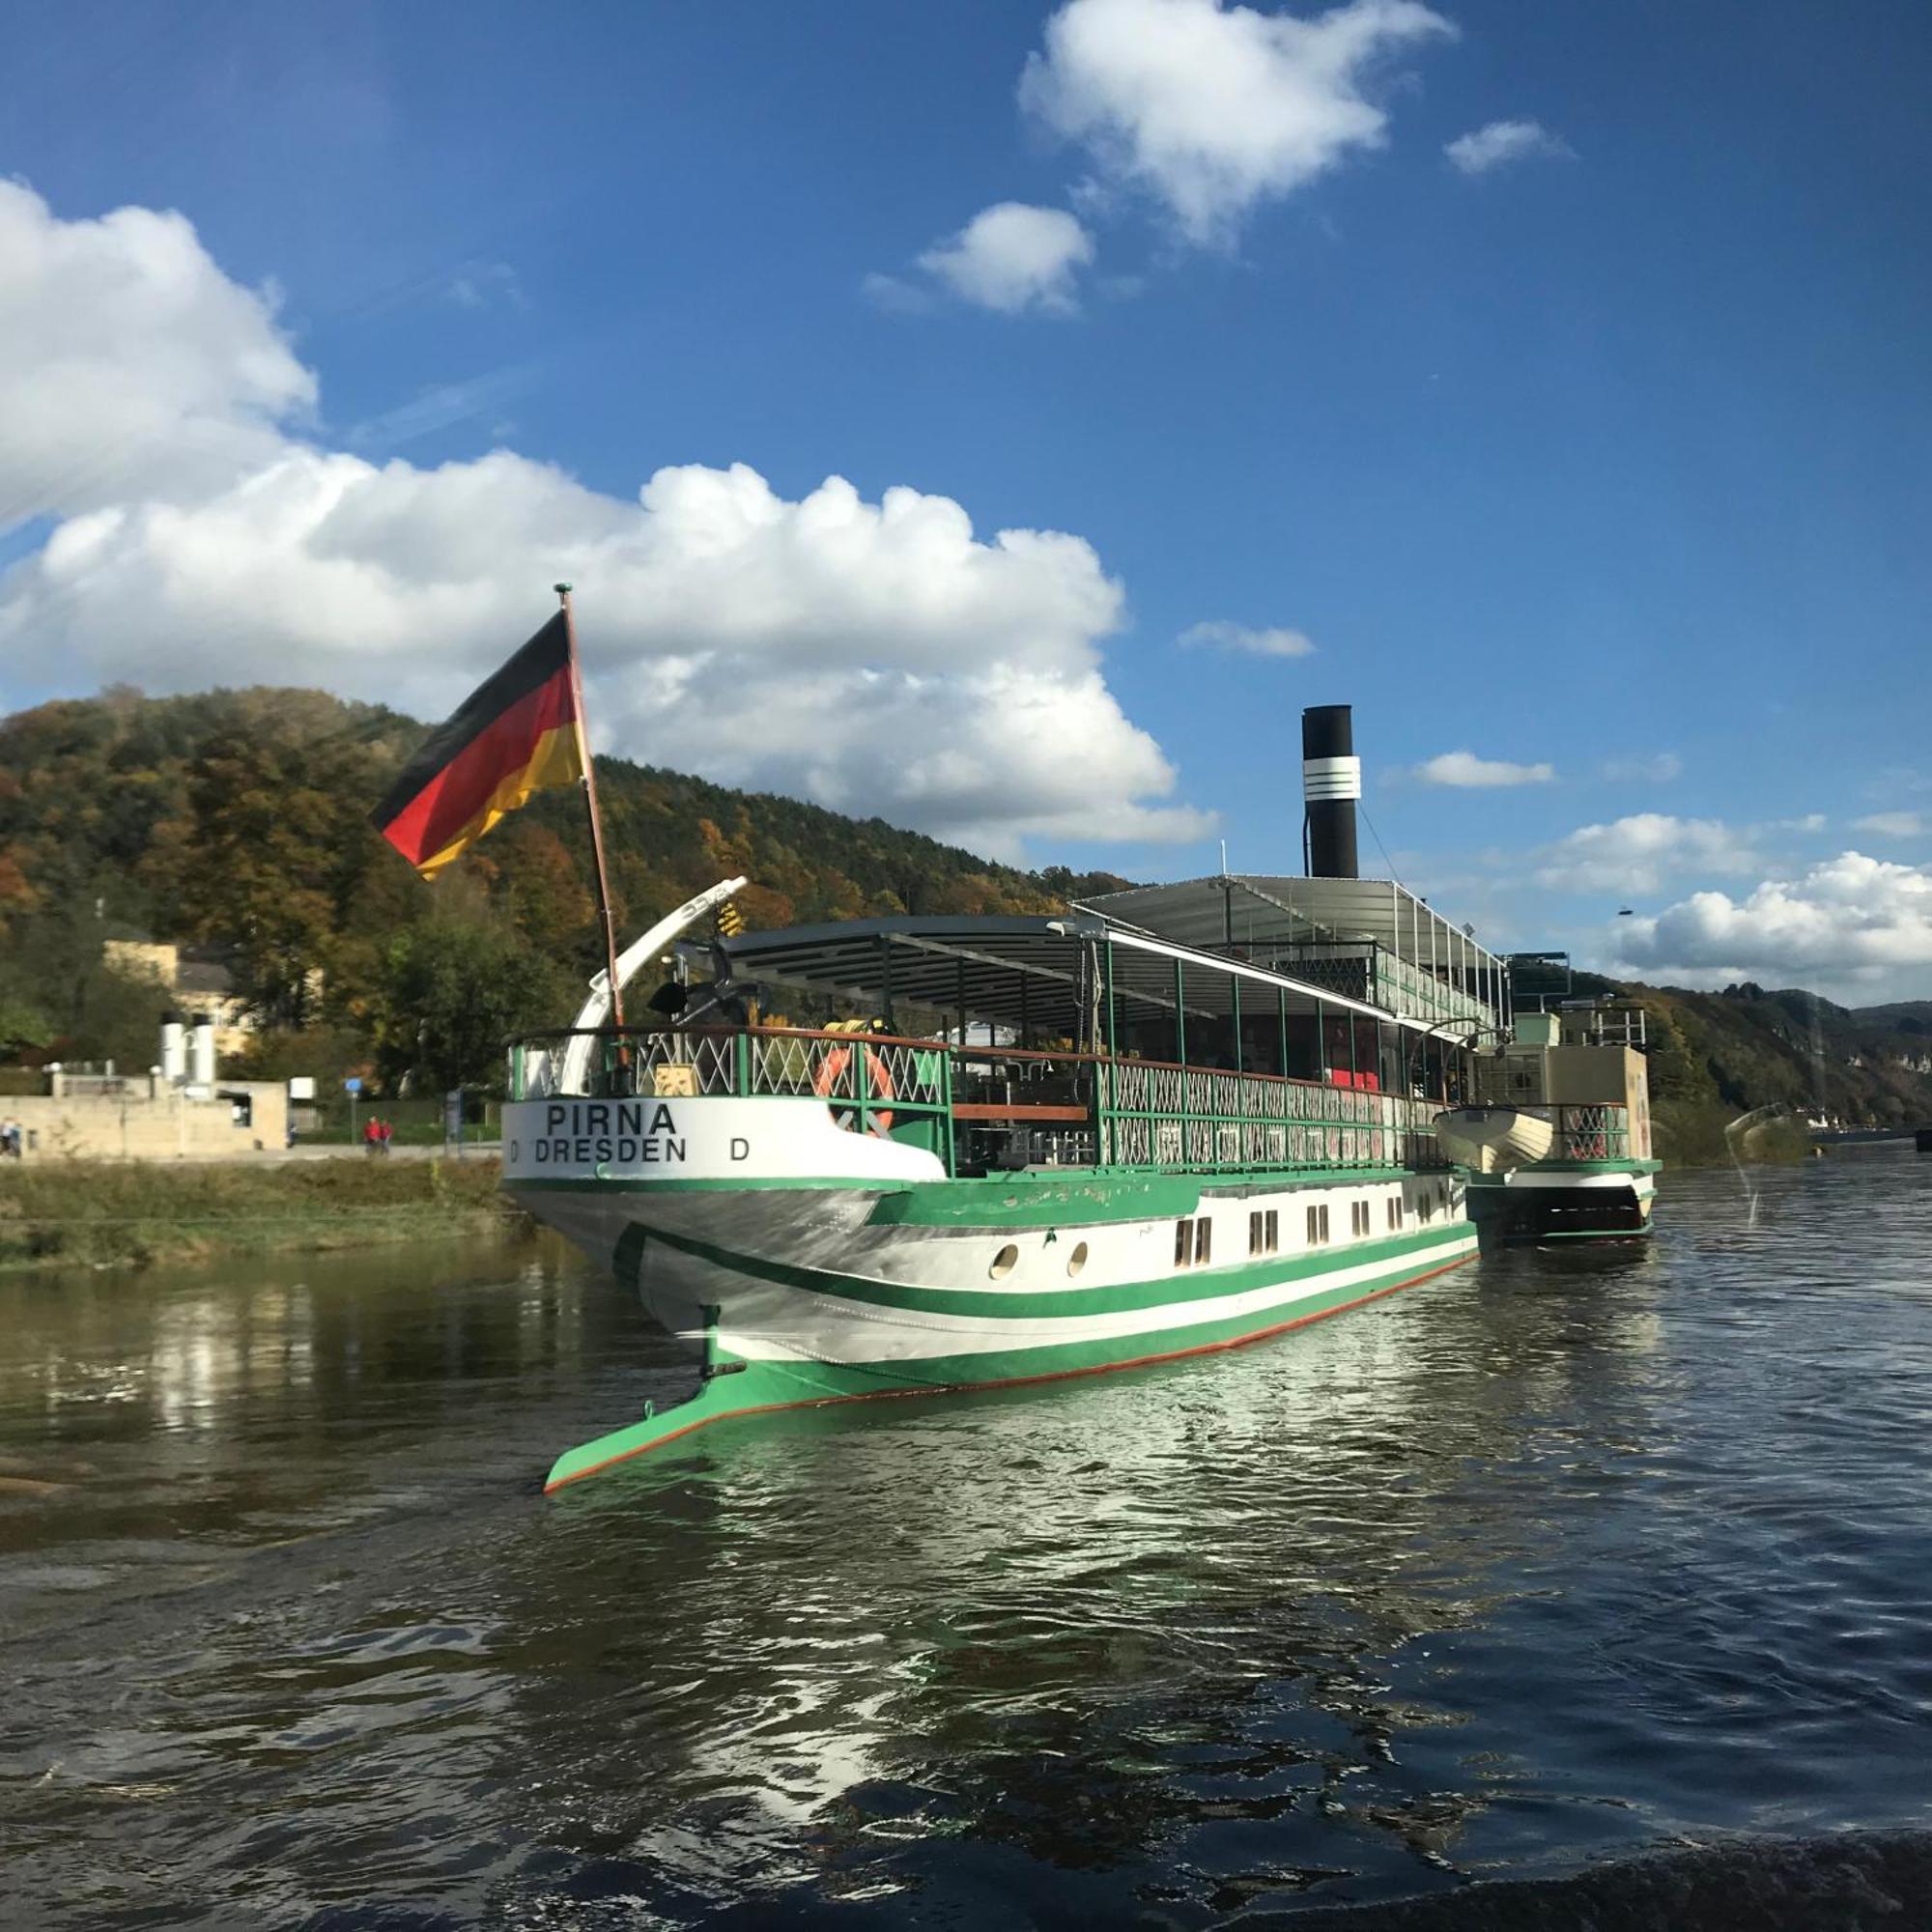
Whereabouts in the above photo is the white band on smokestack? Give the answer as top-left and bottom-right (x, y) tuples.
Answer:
(1302, 755), (1361, 803)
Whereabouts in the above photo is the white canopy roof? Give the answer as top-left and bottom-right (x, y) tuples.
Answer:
(1078, 875), (1508, 1026)
(717, 912), (1460, 1038)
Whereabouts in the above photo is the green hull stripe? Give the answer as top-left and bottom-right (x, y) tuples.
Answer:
(515, 1176), (894, 1194)
(866, 1173), (1202, 1227)
(630, 1217), (1472, 1321)
(865, 1165), (1433, 1228)
(546, 1243), (1473, 1492)
(513, 1162), (1443, 1213)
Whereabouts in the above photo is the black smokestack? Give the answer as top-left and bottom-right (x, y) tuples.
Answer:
(1301, 704), (1359, 879)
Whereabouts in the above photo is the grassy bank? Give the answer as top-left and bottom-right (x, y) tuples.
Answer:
(0, 1157), (529, 1271)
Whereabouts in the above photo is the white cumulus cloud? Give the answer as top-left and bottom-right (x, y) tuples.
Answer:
(1444, 118), (1573, 176)
(0, 180), (315, 523)
(1179, 619), (1316, 657)
(1615, 853), (1932, 981)
(1536, 813), (1759, 895)
(913, 203), (1096, 315)
(1417, 750), (1554, 788)
(0, 188), (1210, 859)
(1020, 0), (1455, 244)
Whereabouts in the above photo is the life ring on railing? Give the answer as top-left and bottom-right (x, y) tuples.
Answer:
(813, 1043), (895, 1135)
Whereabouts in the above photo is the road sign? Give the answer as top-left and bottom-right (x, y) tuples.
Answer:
(344, 1077), (362, 1094)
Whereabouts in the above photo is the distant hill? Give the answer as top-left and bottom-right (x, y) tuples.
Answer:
(1850, 1000), (1932, 1035)
(1546, 971), (1932, 1155)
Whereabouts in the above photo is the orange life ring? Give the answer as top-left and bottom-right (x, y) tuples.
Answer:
(813, 1042), (895, 1135)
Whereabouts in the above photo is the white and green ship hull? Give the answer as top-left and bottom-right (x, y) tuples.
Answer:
(505, 1095), (1476, 1491)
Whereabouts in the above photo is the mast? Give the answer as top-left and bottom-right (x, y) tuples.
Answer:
(554, 583), (626, 1027)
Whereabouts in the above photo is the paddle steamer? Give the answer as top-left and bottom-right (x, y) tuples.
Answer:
(503, 706), (1655, 1491)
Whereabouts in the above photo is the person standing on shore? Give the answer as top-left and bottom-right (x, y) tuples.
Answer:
(0, 1116), (20, 1160)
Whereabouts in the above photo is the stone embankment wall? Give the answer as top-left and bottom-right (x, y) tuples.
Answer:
(3, 1084), (289, 1161)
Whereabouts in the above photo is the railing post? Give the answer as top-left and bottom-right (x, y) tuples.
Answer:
(1101, 939), (1118, 1168)
(941, 1042), (955, 1177)
(1175, 957), (1188, 1170)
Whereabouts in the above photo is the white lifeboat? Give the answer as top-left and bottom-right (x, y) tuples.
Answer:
(1433, 1106), (1555, 1172)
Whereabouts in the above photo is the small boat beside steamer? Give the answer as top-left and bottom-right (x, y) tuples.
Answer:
(1438, 998), (1660, 1241)
(498, 704), (1662, 1491)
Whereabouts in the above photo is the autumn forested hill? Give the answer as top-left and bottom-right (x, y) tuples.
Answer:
(0, 685), (1128, 1088)
(4, 685), (1930, 1138)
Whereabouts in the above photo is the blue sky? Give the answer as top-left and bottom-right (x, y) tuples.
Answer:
(1, 0), (1928, 998)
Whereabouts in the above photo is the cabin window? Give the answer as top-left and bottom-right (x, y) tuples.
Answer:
(1252, 1208), (1280, 1256)
(1386, 1198), (1402, 1232)
(1195, 1218), (1212, 1266)
(1306, 1203), (1330, 1245)
(1065, 1240), (1089, 1278)
(989, 1243), (1019, 1280)
(1265, 1209), (1279, 1252)
(1350, 1201), (1370, 1237)
(1418, 1194), (1435, 1224)
(1249, 1210), (1264, 1256)
(1175, 1219), (1192, 1267)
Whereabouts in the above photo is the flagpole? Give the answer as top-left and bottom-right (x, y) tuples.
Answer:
(554, 583), (626, 1029)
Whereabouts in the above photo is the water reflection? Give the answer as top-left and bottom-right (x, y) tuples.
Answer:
(1, 1157), (1930, 1925)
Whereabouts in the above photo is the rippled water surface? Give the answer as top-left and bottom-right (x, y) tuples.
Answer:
(4, 1153), (1932, 1927)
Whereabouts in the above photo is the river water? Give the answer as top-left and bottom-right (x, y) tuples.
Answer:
(3, 1153), (1931, 1928)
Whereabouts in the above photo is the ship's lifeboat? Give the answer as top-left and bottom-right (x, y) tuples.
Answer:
(1433, 1106), (1555, 1172)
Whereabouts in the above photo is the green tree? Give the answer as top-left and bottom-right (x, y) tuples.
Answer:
(0, 985), (52, 1059)
(373, 919), (574, 1094)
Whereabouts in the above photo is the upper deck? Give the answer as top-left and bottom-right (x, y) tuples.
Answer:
(508, 909), (1487, 1181)
(1079, 875), (1510, 1033)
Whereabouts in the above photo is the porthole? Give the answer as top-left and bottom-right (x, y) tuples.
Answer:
(1065, 1240), (1089, 1278)
(989, 1242), (1019, 1280)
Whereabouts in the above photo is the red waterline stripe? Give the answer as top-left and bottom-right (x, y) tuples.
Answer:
(544, 1247), (1477, 1492)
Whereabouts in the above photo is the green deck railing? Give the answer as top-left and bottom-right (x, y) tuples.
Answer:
(509, 1026), (1452, 1179)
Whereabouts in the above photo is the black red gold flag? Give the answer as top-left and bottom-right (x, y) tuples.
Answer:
(371, 612), (583, 876)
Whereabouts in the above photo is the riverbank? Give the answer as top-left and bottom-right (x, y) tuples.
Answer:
(0, 1156), (527, 1271)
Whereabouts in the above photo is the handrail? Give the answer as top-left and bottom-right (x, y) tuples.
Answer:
(506, 1020), (1455, 1175)
(507, 1023), (1413, 1096)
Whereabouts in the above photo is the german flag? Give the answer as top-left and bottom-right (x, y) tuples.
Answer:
(372, 612), (584, 876)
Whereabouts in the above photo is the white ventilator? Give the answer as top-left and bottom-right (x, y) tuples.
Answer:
(539, 876), (749, 1097)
